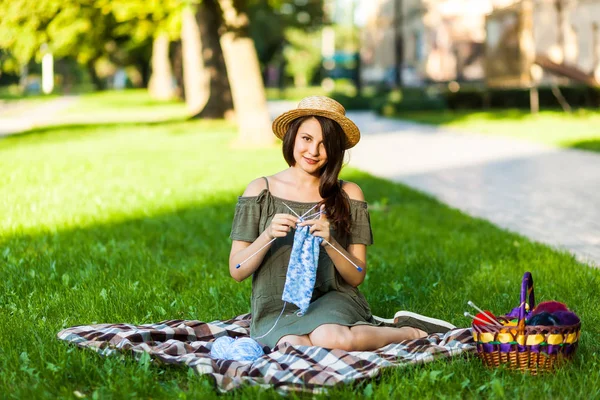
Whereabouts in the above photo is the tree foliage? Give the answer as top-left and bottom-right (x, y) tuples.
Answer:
(0, 0), (329, 84)
(249, 0), (324, 67)
(0, 1), (110, 65)
(100, 0), (182, 40)
(0, 0), (181, 75)
(283, 27), (322, 87)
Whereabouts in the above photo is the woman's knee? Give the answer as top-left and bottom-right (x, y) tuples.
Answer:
(276, 334), (312, 347)
(310, 325), (355, 351)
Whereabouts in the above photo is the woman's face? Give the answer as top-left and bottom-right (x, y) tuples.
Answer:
(293, 117), (327, 174)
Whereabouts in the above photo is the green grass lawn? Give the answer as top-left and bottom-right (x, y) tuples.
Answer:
(400, 109), (600, 153)
(1, 91), (600, 399)
(47, 89), (190, 127)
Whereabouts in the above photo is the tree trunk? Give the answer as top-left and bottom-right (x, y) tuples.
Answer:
(19, 64), (28, 92)
(139, 60), (151, 88)
(394, 0), (404, 87)
(192, 0), (234, 119)
(181, 5), (208, 114)
(217, 0), (273, 146)
(149, 33), (175, 100)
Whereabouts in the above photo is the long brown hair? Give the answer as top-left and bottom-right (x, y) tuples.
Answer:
(282, 116), (351, 234)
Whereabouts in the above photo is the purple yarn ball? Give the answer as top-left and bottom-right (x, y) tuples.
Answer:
(553, 310), (580, 326)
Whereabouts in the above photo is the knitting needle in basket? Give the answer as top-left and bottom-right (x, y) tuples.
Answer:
(467, 301), (503, 327)
(464, 312), (500, 326)
(282, 202), (363, 273)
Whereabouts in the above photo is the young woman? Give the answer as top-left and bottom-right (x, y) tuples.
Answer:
(229, 96), (454, 351)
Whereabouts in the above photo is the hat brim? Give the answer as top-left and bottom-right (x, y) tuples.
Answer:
(272, 108), (360, 150)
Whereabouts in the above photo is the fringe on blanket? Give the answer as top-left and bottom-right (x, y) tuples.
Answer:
(57, 313), (475, 394)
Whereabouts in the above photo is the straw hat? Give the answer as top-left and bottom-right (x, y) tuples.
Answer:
(272, 96), (360, 149)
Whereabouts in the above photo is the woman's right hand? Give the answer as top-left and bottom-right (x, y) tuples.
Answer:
(266, 213), (299, 239)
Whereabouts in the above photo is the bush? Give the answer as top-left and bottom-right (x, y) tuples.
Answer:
(372, 88), (446, 116)
(444, 86), (600, 110)
(327, 84), (600, 114)
(328, 91), (376, 110)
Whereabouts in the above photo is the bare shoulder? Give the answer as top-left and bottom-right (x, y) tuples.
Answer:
(242, 177), (268, 197)
(341, 181), (365, 201)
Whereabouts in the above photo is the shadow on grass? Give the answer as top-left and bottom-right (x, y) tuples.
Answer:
(1, 193), (244, 324)
(568, 139), (600, 153)
(2, 171), (594, 325)
(2, 171), (599, 396)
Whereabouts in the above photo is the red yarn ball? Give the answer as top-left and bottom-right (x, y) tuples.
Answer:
(531, 301), (569, 316)
(473, 311), (498, 325)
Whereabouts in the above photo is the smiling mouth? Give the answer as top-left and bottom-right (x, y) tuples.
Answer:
(303, 157), (318, 165)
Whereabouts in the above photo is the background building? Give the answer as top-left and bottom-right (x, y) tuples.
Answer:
(360, 0), (600, 88)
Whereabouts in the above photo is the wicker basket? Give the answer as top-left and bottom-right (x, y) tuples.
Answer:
(472, 272), (581, 374)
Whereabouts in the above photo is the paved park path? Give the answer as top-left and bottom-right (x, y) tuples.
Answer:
(0, 95), (78, 136)
(269, 102), (600, 267)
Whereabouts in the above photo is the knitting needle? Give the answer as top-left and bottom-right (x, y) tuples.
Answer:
(281, 202), (318, 222)
(467, 300), (487, 315)
(322, 238), (363, 272)
(464, 312), (499, 326)
(303, 211), (323, 220)
(235, 238), (276, 269)
(282, 202), (363, 273)
(236, 204), (318, 269)
(467, 301), (503, 327)
(300, 204), (319, 219)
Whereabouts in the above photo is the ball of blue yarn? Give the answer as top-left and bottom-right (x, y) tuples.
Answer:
(210, 336), (264, 362)
(210, 336), (235, 359)
(231, 337), (265, 361)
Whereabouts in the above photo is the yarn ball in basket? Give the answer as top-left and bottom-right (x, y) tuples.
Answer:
(473, 311), (499, 325)
(531, 301), (569, 315)
(527, 311), (561, 326)
(553, 310), (580, 326)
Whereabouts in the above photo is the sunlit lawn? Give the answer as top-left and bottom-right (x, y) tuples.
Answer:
(56, 89), (190, 124)
(1, 91), (600, 399)
(400, 109), (600, 153)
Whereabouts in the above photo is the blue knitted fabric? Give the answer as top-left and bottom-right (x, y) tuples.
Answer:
(281, 225), (323, 315)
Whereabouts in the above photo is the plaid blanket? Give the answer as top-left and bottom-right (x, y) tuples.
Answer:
(57, 313), (475, 394)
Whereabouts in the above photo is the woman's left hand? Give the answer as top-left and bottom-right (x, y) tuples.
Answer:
(298, 204), (331, 245)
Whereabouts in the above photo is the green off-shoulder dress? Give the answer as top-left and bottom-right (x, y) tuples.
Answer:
(229, 179), (381, 349)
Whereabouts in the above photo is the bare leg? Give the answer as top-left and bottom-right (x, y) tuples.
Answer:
(276, 334), (312, 347)
(350, 325), (427, 351)
(309, 324), (426, 352)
